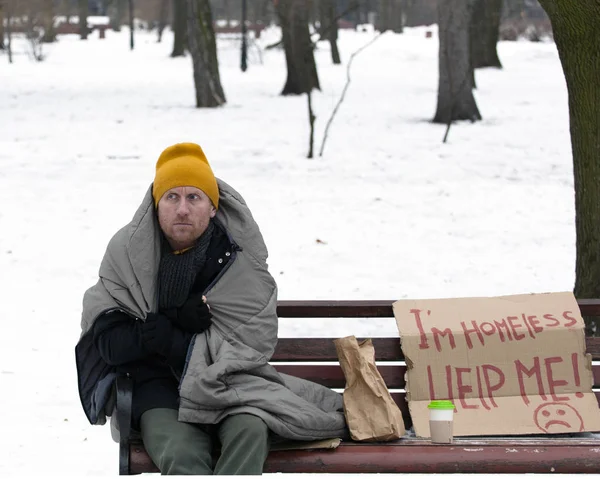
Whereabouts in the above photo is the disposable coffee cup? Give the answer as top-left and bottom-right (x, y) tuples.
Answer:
(427, 400), (455, 443)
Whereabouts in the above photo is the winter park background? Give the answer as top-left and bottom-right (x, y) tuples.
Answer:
(0, 12), (585, 478)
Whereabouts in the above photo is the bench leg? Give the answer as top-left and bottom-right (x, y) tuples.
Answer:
(116, 376), (134, 475)
(119, 440), (131, 475)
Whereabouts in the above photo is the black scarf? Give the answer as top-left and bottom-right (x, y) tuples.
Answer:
(158, 220), (215, 310)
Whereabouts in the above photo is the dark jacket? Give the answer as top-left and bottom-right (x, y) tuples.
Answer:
(92, 222), (232, 428)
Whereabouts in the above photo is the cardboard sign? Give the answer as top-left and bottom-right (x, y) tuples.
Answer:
(393, 292), (600, 437)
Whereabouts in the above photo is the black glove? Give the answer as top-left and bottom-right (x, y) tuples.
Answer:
(172, 293), (213, 334)
(140, 313), (174, 357)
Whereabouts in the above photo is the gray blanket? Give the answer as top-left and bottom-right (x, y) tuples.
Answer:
(76, 179), (347, 442)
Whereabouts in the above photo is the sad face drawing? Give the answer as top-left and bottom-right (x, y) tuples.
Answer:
(534, 402), (584, 433)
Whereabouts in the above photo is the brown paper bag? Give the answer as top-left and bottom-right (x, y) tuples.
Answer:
(334, 336), (406, 441)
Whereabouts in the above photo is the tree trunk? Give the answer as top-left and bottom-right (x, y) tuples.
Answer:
(279, 0), (321, 95)
(223, 0), (231, 26)
(258, 0), (273, 25)
(79, 0), (89, 39)
(307, 91), (316, 158)
(0, 2), (5, 50)
(41, 0), (57, 43)
(358, 0), (368, 25)
(65, 0), (75, 24)
(377, 0), (403, 33)
(309, 0), (318, 28)
(386, 0), (404, 33)
(318, 0), (327, 32)
(186, 0), (226, 107)
(376, 0), (386, 31)
(241, 0), (248, 71)
(391, 0), (404, 33)
(538, 0), (600, 336)
(248, 0), (258, 24)
(157, 0), (169, 42)
(433, 0), (481, 124)
(128, 0), (135, 49)
(404, 0), (437, 26)
(319, 0), (341, 64)
(110, 0), (127, 32)
(470, 0), (502, 69)
(6, 2), (13, 63)
(172, 0), (186, 56)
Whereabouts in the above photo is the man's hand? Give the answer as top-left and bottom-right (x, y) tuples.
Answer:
(140, 313), (174, 357)
(173, 293), (213, 334)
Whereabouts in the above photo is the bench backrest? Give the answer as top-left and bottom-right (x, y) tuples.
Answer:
(271, 300), (600, 427)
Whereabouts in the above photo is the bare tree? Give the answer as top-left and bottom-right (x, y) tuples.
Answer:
(0, 1), (5, 50)
(78, 0), (89, 39)
(109, 0), (127, 32)
(433, 0), (481, 126)
(377, 0), (404, 33)
(248, 0), (260, 24)
(157, 0), (170, 42)
(405, 0), (437, 26)
(41, 0), (57, 43)
(128, 0), (135, 49)
(186, 0), (226, 107)
(307, 91), (316, 158)
(278, 0), (320, 95)
(258, 0), (274, 25)
(5, 0), (13, 63)
(172, 0), (186, 56)
(538, 0), (600, 335)
(64, 0), (75, 23)
(21, 0), (44, 61)
(223, 0), (232, 25)
(319, 0), (341, 64)
(470, 0), (502, 69)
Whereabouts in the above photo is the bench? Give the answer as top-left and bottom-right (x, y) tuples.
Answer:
(117, 299), (600, 474)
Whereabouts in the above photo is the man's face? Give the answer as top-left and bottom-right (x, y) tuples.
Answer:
(157, 186), (216, 251)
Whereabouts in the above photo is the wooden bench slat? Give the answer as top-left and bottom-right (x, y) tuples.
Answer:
(274, 364), (600, 389)
(274, 364), (405, 389)
(130, 440), (600, 475)
(272, 337), (402, 361)
(262, 443), (600, 473)
(277, 300), (398, 318)
(130, 442), (600, 475)
(273, 337), (600, 361)
(388, 392), (600, 425)
(277, 299), (600, 318)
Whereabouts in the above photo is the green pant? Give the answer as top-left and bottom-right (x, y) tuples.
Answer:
(140, 408), (270, 475)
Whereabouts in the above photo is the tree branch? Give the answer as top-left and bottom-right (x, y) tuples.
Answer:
(312, 1), (360, 46)
(265, 1), (360, 51)
(319, 32), (385, 157)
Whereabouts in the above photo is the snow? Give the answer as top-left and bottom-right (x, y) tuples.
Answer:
(54, 15), (111, 27)
(0, 25), (576, 476)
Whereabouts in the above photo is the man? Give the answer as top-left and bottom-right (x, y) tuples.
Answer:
(76, 143), (347, 475)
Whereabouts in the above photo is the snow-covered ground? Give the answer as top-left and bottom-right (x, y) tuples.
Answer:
(0, 25), (575, 476)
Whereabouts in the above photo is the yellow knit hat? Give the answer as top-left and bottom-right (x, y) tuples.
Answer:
(152, 142), (219, 208)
